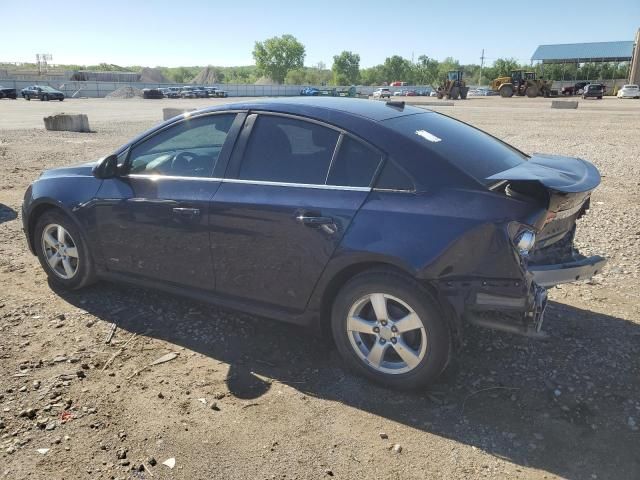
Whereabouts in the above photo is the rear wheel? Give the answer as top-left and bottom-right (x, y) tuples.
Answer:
(526, 86), (538, 98)
(331, 271), (451, 390)
(34, 210), (96, 290)
(499, 85), (514, 97)
(449, 86), (460, 100)
(25, 95), (30, 101)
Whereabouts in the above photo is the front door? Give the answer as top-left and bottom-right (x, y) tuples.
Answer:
(209, 113), (383, 311)
(94, 112), (240, 289)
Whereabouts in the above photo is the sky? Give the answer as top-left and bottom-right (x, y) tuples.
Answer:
(1, 0), (638, 68)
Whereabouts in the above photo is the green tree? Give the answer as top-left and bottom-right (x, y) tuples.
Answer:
(252, 34), (306, 84)
(412, 55), (440, 87)
(492, 58), (521, 77)
(382, 55), (413, 84)
(360, 65), (385, 85)
(332, 51), (360, 85)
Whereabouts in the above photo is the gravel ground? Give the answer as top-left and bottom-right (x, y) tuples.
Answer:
(0, 97), (639, 480)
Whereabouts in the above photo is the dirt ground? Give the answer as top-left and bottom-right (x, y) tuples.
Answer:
(0, 96), (639, 480)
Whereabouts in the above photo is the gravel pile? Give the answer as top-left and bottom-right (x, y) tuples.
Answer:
(105, 86), (143, 99)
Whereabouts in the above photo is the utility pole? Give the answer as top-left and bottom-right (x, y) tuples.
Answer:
(479, 49), (485, 86)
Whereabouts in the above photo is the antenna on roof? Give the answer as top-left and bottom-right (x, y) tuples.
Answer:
(385, 100), (405, 109)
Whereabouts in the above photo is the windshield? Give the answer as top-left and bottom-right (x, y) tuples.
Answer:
(40, 86), (58, 92)
(383, 112), (527, 185)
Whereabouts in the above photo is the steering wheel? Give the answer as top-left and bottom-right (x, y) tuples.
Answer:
(171, 151), (197, 174)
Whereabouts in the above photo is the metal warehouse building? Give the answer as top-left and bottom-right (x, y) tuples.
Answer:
(531, 29), (640, 85)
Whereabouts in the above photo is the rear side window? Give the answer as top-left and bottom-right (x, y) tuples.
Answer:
(383, 113), (527, 185)
(327, 136), (382, 187)
(238, 115), (339, 185)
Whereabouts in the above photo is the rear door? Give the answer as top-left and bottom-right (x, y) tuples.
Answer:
(209, 113), (383, 311)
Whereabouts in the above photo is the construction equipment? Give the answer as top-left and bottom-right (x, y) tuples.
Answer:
(437, 70), (469, 100)
(491, 70), (552, 98)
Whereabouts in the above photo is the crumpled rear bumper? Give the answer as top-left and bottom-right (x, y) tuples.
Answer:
(528, 255), (607, 287)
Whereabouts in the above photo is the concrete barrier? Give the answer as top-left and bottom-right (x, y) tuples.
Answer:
(43, 113), (90, 132)
(551, 100), (578, 109)
(163, 108), (196, 121)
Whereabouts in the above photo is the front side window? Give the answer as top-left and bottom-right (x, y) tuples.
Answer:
(127, 114), (235, 177)
(238, 115), (339, 185)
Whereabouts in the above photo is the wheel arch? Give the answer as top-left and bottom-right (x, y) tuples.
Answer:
(313, 260), (460, 345)
(26, 200), (80, 255)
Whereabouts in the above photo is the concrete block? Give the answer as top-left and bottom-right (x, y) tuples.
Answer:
(43, 113), (91, 132)
(163, 108), (196, 121)
(551, 100), (578, 109)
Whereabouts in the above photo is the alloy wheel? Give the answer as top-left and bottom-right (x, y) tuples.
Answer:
(41, 224), (79, 279)
(346, 293), (427, 374)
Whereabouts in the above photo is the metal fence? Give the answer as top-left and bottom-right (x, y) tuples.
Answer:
(0, 77), (630, 98)
(0, 79), (438, 98)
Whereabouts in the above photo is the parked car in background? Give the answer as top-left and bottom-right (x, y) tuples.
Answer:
(429, 90), (438, 97)
(393, 90), (404, 96)
(300, 87), (320, 96)
(205, 87), (228, 98)
(165, 87), (181, 98)
(21, 85), (65, 101)
(0, 85), (17, 99)
(372, 87), (391, 99)
(582, 84), (604, 99)
(22, 97), (605, 390)
(468, 87), (497, 96)
(142, 88), (164, 99)
(404, 90), (417, 96)
(180, 86), (198, 98)
(617, 84), (639, 99)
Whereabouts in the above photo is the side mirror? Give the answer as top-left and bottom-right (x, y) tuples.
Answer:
(93, 154), (119, 179)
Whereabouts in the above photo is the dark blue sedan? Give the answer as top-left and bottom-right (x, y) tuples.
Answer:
(22, 98), (605, 389)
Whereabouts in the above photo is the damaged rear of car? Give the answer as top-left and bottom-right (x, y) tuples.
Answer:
(378, 111), (604, 339)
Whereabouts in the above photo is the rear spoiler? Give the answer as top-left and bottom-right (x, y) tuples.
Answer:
(486, 154), (601, 194)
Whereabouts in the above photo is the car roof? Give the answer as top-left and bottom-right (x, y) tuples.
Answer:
(198, 97), (428, 122)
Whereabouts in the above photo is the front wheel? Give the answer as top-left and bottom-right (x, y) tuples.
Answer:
(331, 271), (451, 390)
(34, 210), (96, 290)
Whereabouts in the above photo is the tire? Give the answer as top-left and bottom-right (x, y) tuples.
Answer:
(597, 96), (602, 99)
(499, 85), (514, 97)
(525, 86), (538, 98)
(25, 95), (30, 101)
(59, 98), (64, 102)
(331, 270), (451, 390)
(34, 210), (96, 290)
(449, 86), (460, 100)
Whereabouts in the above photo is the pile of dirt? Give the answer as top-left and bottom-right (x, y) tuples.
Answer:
(139, 67), (170, 84)
(191, 66), (221, 85)
(105, 86), (143, 99)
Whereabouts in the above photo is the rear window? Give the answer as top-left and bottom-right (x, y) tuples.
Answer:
(383, 113), (527, 185)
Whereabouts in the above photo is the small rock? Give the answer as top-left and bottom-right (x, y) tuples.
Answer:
(392, 444), (402, 454)
(379, 432), (388, 439)
(32, 380), (41, 390)
(210, 402), (220, 411)
(148, 457), (157, 466)
(554, 389), (562, 397)
(19, 386), (27, 393)
(116, 448), (128, 459)
(119, 459), (130, 467)
(157, 392), (164, 399)
(325, 469), (334, 476)
(628, 417), (638, 431)
(53, 356), (67, 363)
(36, 448), (50, 455)
(76, 370), (86, 379)
(45, 422), (56, 431)
(162, 457), (176, 469)
(6, 446), (16, 454)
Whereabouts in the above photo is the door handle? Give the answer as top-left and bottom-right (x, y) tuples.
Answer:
(172, 207), (200, 216)
(295, 214), (334, 226)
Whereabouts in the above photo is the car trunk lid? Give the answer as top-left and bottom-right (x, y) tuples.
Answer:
(487, 154), (601, 250)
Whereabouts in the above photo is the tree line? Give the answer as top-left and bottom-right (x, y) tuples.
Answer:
(4, 34), (629, 86)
